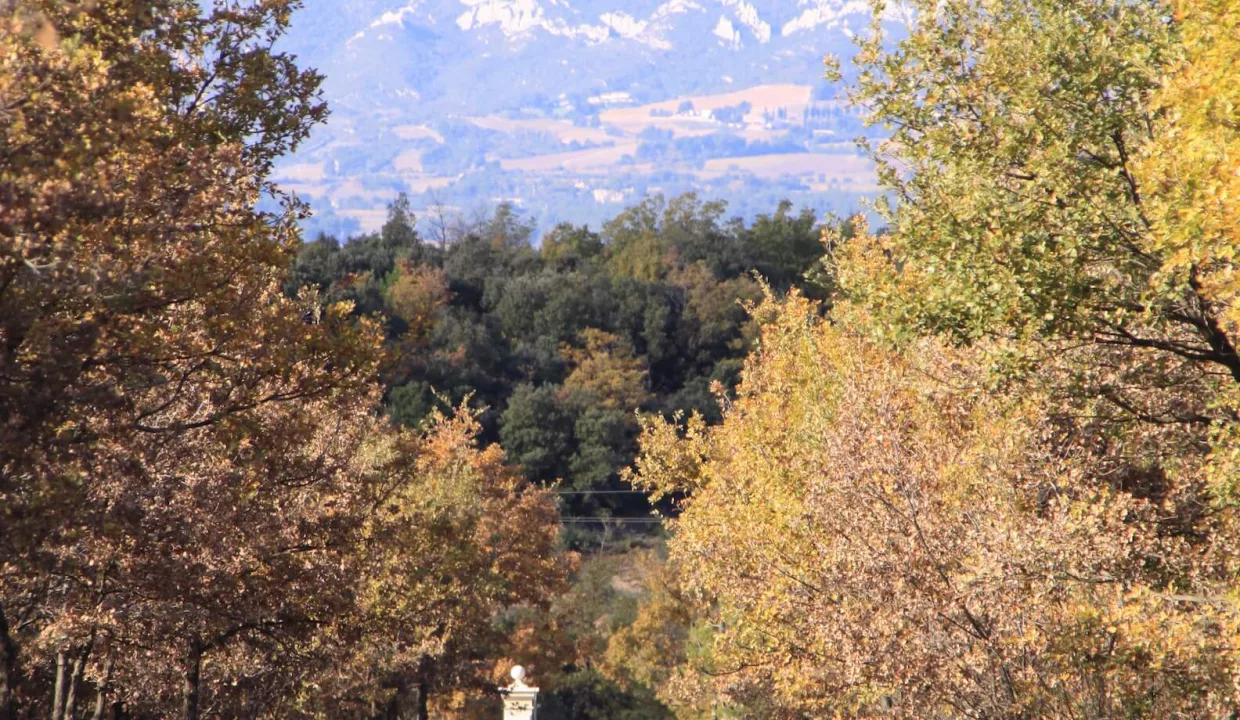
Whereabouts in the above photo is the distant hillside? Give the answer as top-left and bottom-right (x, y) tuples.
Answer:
(276, 0), (901, 237)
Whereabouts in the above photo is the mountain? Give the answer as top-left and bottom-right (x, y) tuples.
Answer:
(275, 0), (896, 237)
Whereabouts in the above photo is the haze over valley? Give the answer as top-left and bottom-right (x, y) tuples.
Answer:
(276, 0), (893, 235)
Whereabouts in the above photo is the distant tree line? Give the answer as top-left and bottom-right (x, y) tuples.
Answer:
(286, 193), (848, 533)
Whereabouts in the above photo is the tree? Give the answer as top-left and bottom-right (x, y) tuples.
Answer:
(385, 261), (449, 342)
(631, 293), (1240, 717)
(490, 272), (600, 350)
(561, 329), (650, 412)
(828, 3), (1240, 619)
(295, 410), (570, 720)
(286, 190), (824, 537)
(604, 198), (670, 283)
(1135, 0), (1240, 366)
(601, 553), (727, 719)
(500, 383), (574, 484)
(478, 203), (536, 250)
(381, 192), (421, 253)
(603, 195), (743, 283)
(668, 263), (762, 378)
(540, 224), (604, 271)
(1134, 0), (1240, 497)
(743, 201), (823, 293)
(1, 1), (373, 716)
(0, 3), (567, 718)
(609, 2), (1240, 714)
(831, 0), (1240, 426)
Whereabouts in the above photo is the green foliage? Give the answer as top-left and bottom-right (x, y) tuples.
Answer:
(538, 669), (673, 720)
(387, 380), (436, 428)
(500, 384), (574, 483)
(748, 200), (837, 296)
(288, 193), (837, 519)
(541, 223), (606, 270)
(837, 0), (1178, 346)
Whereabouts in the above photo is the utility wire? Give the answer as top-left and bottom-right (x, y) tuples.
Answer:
(560, 517), (664, 523)
(549, 489), (648, 495)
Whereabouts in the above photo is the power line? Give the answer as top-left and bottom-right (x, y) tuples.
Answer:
(560, 517), (664, 523)
(549, 490), (648, 495)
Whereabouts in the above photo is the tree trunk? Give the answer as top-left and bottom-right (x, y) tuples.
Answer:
(378, 680), (430, 720)
(64, 649), (88, 720)
(51, 652), (68, 720)
(91, 660), (112, 720)
(415, 681), (429, 720)
(0, 604), (16, 720)
(181, 640), (201, 720)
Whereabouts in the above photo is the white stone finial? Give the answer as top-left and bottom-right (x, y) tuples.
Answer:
(503, 666), (538, 720)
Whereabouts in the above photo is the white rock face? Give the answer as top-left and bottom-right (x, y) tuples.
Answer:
(350, 0), (876, 52)
(634, 0), (706, 48)
(443, 0), (803, 48)
(600, 12), (647, 37)
(718, 0), (771, 43)
(592, 188), (627, 204)
(781, 0), (871, 36)
(456, 0), (548, 34)
(448, 0), (702, 48)
(713, 15), (740, 48)
(371, 0), (424, 28)
(652, 0), (704, 20)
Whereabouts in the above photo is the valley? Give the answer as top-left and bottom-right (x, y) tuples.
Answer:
(273, 0), (892, 237)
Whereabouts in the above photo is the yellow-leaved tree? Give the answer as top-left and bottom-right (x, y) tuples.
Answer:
(1139, 0), (1240, 338)
(1135, 0), (1240, 505)
(631, 293), (1240, 717)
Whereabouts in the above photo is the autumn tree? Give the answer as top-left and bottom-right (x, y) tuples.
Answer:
(561, 329), (650, 412)
(632, 294), (1240, 717)
(601, 554), (727, 719)
(1132, 0), (1240, 500)
(0, 2), (567, 718)
(831, 0), (1240, 434)
(1, 0), (369, 715)
(614, 0), (1240, 715)
(1137, 0), (1240, 339)
(539, 223), (605, 271)
(284, 410), (570, 720)
(385, 261), (450, 342)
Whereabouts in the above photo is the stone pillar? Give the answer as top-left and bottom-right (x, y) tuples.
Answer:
(500, 666), (539, 720)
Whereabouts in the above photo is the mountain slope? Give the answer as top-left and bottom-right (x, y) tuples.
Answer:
(277, 0), (891, 236)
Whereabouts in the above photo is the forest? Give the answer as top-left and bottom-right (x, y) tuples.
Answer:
(3, 0), (1240, 719)
(286, 192), (834, 527)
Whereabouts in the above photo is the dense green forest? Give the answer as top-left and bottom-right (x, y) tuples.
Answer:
(286, 193), (838, 527)
(5, 0), (1240, 719)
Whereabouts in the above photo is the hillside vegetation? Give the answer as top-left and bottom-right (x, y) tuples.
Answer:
(286, 193), (839, 527)
(3, 0), (1240, 718)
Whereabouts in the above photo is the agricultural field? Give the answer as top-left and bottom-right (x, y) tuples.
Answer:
(272, 83), (877, 236)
